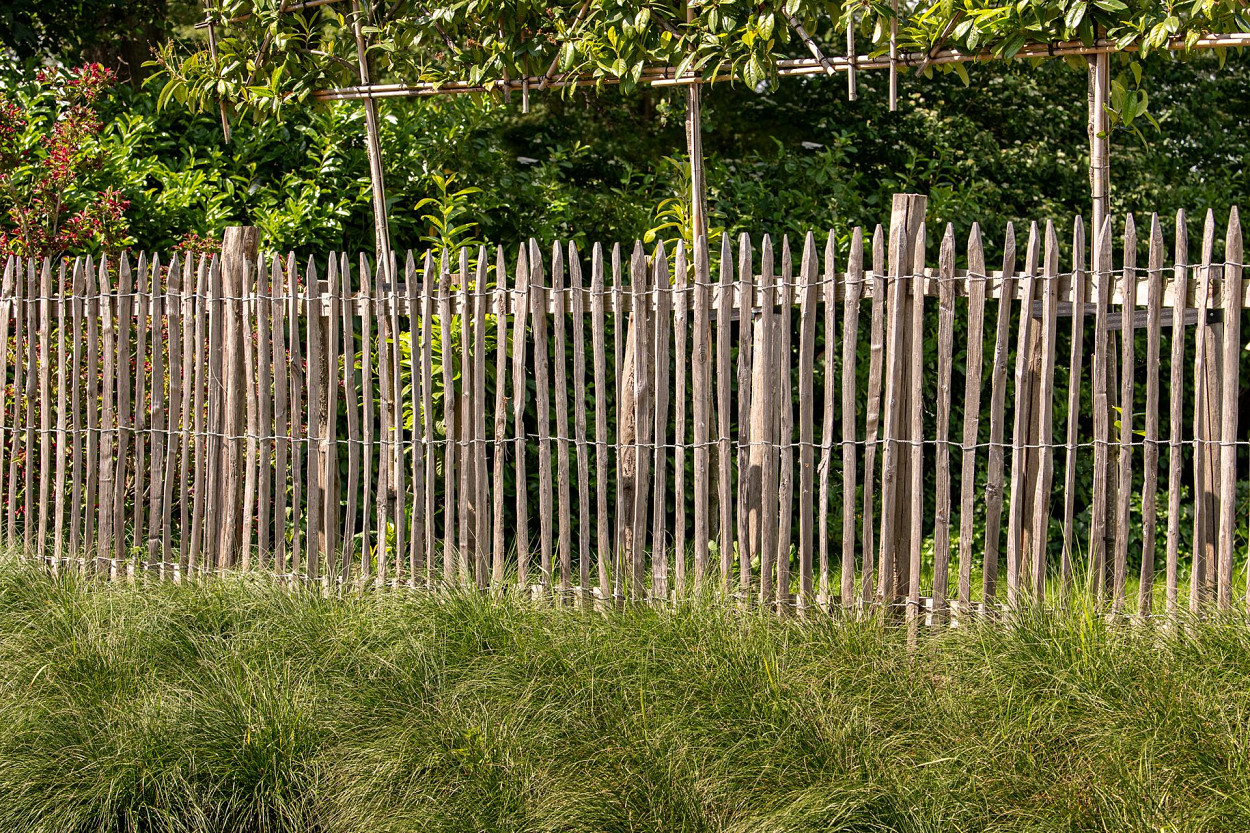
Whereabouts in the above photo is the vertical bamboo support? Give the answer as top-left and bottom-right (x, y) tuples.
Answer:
(349, 0), (392, 276)
(1089, 50), (1111, 239)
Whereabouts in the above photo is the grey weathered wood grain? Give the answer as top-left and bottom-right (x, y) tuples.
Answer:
(591, 244), (610, 595)
(1006, 224), (1040, 607)
(1060, 219), (1087, 604)
(491, 247), (508, 588)
(840, 229), (864, 607)
(1029, 222), (1061, 603)
(716, 234), (735, 593)
(797, 232), (818, 612)
(1139, 215), (1164, 616)
(512, 247), (531, 589)
(531, 240), (553, 593)
(570, 244), (591, 599)
(861, 226), (886, 605)
(674, 241), (693, 593)
(958, 225), (987, 609)
(1113, 216), (1138, 611)
(933, 225), (956, 616)
(692, 236), (711, 591)
(650, 243), (672, 601)
(1090, 215), (1114, 603)
(1218, 208), (1242, 609)
(983, 223), (1017, 604)
(551, 243), (572, 595)
(736, 234), (754, 601)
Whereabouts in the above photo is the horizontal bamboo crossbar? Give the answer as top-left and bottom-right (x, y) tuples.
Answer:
(311, 33), (1250, 101)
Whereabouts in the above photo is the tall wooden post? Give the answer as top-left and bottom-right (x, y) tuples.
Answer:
(1088, 51), (1111, 236)
(684, 2), (707, 242)
(686, 85), (707, 243)
(217, 226), (259, 569)
(351, 0), (393, 278)
(878, 193), (926, 613)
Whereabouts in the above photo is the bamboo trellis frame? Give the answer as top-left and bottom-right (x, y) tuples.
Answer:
(197, 0), (1250, 269)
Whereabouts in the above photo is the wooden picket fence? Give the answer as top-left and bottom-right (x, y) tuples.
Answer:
(2, 193), (1248, 619)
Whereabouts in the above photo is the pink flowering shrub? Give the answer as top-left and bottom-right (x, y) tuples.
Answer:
(0, 64), (130, 259)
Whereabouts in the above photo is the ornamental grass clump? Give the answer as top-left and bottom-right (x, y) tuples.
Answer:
(0, 558), (1247, 832)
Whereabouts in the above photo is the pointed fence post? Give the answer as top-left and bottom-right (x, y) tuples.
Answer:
(217, 226), (259, 569)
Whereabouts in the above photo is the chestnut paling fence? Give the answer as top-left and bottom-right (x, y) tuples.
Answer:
(2, 194), (1248, 620)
